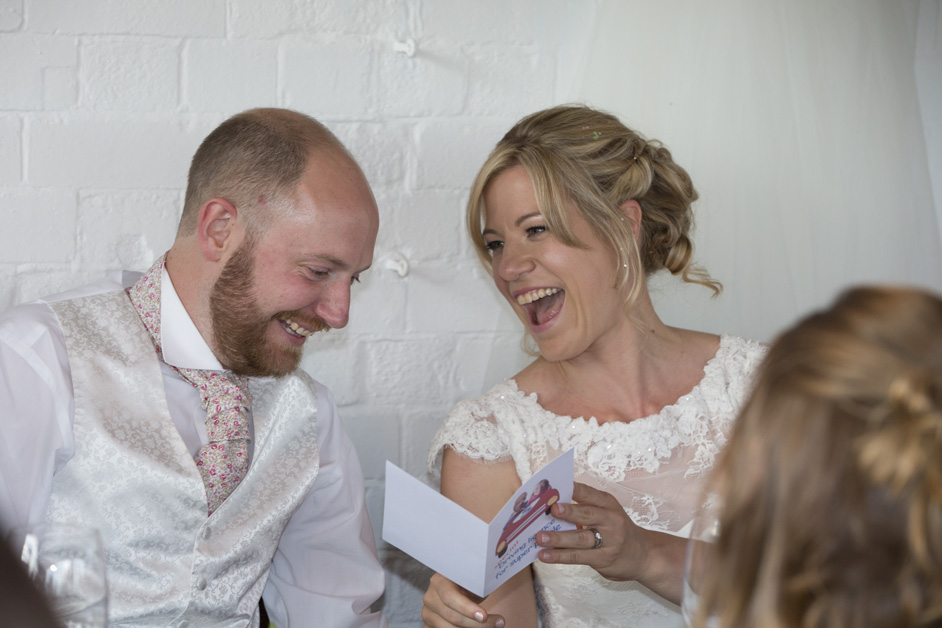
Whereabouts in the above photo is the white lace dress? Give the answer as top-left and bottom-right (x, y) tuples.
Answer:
(428, 335), (767, 628)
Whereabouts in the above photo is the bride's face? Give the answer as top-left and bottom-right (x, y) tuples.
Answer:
(481, 166), (627, 362)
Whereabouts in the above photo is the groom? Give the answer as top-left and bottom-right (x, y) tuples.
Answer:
(0, 108), (386, 627)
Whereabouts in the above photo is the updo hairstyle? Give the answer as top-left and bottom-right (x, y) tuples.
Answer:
(467, 104), (720, 309)
(694, 286), (942, 628)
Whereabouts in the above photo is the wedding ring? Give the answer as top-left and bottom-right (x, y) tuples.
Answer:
(589, 527), (603, 549)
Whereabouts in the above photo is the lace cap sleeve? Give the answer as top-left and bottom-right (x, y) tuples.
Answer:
(427, 384), (515, 475)
(722, 335), (769, 405)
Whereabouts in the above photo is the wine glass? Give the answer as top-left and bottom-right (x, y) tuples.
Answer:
(681, 495), (721, 628)
(9, 523), (108, 628)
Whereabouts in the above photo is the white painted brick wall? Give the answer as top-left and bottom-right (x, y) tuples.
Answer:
(0, 1), (599, 624)
(0, 34), (76, 109)
(29, 116), (200, 187)
(187, 40), (280, 111)
(0, 116), (21, 183)
(1, 188), (76, 262)
(29, 0), (225, 36)
(82, 40), (179, 111)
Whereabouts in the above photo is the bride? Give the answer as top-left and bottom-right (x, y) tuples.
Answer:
(422, 104), (766, 627)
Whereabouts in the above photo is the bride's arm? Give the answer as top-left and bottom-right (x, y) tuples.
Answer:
(421, 448), (539, 628)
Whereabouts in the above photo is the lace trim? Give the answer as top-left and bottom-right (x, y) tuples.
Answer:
(429, 335), (767, 480)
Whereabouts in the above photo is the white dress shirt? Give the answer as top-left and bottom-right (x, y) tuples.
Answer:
(0, 269), (386, 628)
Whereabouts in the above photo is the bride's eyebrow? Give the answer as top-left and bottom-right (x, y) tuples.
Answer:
(515, 212), (542, 226)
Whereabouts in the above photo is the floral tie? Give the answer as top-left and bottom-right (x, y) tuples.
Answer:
(127, 256), (252, 515)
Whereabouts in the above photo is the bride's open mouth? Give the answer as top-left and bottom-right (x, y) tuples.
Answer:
(516, 288), (564, 328)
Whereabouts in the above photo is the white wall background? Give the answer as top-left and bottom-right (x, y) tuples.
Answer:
(577, 0), (942, 342)
(1, 1), (939, 626)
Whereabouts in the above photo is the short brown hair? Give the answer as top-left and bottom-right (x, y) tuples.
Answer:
(178, 108), (349, 236)
(693, 286), (942, 628)
(467, 104), (720, 312)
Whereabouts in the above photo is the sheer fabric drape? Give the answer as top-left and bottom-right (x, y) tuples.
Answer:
(573, 0), (942, 341)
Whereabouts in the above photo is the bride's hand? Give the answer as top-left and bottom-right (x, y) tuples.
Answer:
(421, 573), (505, 628)
(535, 482), (646, 581)
(535, 482), (685, 603)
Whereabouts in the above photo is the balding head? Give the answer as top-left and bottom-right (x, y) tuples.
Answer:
(178, 108), (353, 237)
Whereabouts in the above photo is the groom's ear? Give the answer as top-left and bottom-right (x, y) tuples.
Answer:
(197, 197), (243, 262)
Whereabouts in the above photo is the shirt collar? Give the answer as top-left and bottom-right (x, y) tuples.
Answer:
(159, 265), (224, 371)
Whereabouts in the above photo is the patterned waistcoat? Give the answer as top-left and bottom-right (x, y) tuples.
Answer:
(47, 290), (321, 628)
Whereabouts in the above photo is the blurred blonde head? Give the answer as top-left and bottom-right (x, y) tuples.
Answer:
(694, 286), (942, 628)
(467, 104), (719, 313)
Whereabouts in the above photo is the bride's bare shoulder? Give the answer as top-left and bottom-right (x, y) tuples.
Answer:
(509, 359), (553, 396)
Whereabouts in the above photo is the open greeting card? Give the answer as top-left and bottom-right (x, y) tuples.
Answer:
(382, 449), (575, 597)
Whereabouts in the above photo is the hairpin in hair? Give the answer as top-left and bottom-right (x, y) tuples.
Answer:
(581, 125), (601, 140)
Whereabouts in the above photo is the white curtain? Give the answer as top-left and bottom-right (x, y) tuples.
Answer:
(572, 0), (942, 341)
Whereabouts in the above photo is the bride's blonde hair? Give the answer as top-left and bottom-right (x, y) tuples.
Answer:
(467, 104), (720, 312)
(693, 286), (942, 628)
